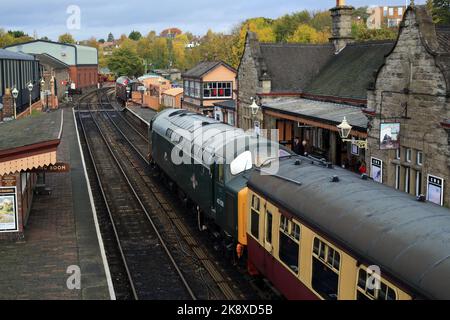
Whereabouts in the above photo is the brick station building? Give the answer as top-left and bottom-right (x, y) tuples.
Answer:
(0, 110), (63, 240)
(4, 40), (98, 90)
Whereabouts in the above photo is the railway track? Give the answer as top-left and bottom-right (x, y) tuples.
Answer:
(76, 92), (197, 300)
(95, 89), (249, 299)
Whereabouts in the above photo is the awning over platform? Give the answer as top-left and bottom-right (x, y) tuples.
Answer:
(0, 110), (63, 175)
(262, 98), (368, 136)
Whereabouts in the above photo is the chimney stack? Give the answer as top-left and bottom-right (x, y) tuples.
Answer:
(330, 1), (354, 52)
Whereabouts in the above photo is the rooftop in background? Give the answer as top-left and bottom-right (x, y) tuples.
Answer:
(162, 87), (184, 96)
(33, 53), (69, 70)
(262, 98), (368, 131)
(213, 100), (236, 111)
(4, 40), (98, 66)
(182, 61), (236, 79)
(0, 48), (35, 61)
(0, 109), (63, 153)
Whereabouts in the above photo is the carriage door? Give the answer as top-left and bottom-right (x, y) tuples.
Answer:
(214, 163), (225, 225)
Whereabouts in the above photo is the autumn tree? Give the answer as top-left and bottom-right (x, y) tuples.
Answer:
(351, 23), (397, 41)
(288, 24), (327, 43)
(107, 47), (144, 77)
(58, 33), (76, 44)
(273, 11), (311, 42)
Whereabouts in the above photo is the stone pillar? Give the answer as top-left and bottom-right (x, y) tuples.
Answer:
(329, 4), (355, 52)
(2, 88), (14, 119)
(329, 131), (337, 164)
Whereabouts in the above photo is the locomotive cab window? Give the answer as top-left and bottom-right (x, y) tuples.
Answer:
(312, 238), (341, 300)
(356, 268), (397, 300)
(278, 215), (300, 274)
(250, 195), (261, 240)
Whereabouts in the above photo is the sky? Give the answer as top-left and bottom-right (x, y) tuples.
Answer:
(0, 0), (425, 41)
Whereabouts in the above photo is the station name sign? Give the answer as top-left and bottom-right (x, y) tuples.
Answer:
(28, 162), (71, 173)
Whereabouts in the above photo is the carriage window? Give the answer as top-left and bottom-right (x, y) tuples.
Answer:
(278, 217), (300, 274)
(265, 211), (273, 244)
(251, 209), (259, 239)
(356, 268), (397, 300)
(312, 238), (340, 300)
(251, 195), (260, 211)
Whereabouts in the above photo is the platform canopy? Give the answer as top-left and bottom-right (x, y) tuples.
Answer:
(0, 110), (63, 175)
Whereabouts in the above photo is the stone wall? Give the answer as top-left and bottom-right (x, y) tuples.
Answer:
(237, 33), (264, 131)
(366, 8), (450, 206)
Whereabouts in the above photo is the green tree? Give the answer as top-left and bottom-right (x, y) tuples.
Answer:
(310, 10), (332, 31)
(98, 38), (105, 43)
(107, 47), (144, 77)
(107, 32), (114, 42)
(128, 30), (142, 41)
(58, 33), (76, 44)
(427, 0), (450, 25)
(8, 30), (27, 38)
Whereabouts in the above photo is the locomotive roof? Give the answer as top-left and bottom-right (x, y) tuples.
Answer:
(248, 157), (450, 300)
(152, 108), (282, 163)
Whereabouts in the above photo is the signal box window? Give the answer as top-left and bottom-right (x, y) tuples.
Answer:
(357, 268), (397, 300)
(312, 238), (340, 300)
(278, 216), (300, 274)
(250, 195), (260, 239)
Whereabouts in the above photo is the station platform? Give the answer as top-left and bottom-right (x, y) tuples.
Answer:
(125, 105), (157, 126)
(0, 104), (113, 299)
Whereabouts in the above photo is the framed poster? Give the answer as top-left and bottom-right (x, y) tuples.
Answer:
(380, 123), (400, 150)
(371, 157), (383, 183)
(427, 175), (444, 206)
(0, 187), (18, 232)
(351, 143), (359, 156)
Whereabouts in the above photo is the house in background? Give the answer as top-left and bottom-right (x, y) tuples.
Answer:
(4, 40), (98, 90)
(367, 5), (407, 29)
(213, 100), (236, 126)
(162, 87), (183, 109)
(182, 61), (237, 117)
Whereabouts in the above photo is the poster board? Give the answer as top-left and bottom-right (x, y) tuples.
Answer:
(0, 187), (18, 233)
(380, 123), (400, 150)
(371, 157), (383, 183)
(427, 175), (444, 206)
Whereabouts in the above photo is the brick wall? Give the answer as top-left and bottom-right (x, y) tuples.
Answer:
(365, 8), (450, 206)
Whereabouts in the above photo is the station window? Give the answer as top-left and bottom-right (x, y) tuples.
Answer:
(278, 216), (300, 274)
(417, 151), (423, 166)
(395, 165), (400, 190)
(357, 268), (397, 300)
(395, 148), (400, 160)
(312, 238), (340, 300)
(406, 148), (412, 163)
(250, 195), (260, 239)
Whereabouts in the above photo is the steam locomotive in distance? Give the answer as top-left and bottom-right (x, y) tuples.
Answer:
(149, 108), (450, 300)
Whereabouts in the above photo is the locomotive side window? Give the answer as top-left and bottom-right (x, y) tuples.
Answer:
(356, 268), (397, 300)
(312, 238), (340, 300)
(250, 195), (260, 239)
(278, 216), (300, 274)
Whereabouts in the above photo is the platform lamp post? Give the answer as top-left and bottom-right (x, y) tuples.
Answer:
(12, 87), (19, 119)
(40, 78), (46, 111)
(337, 116), (368, 149)
(249, 97), (260, 136)
(27, 82), (34, 116)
